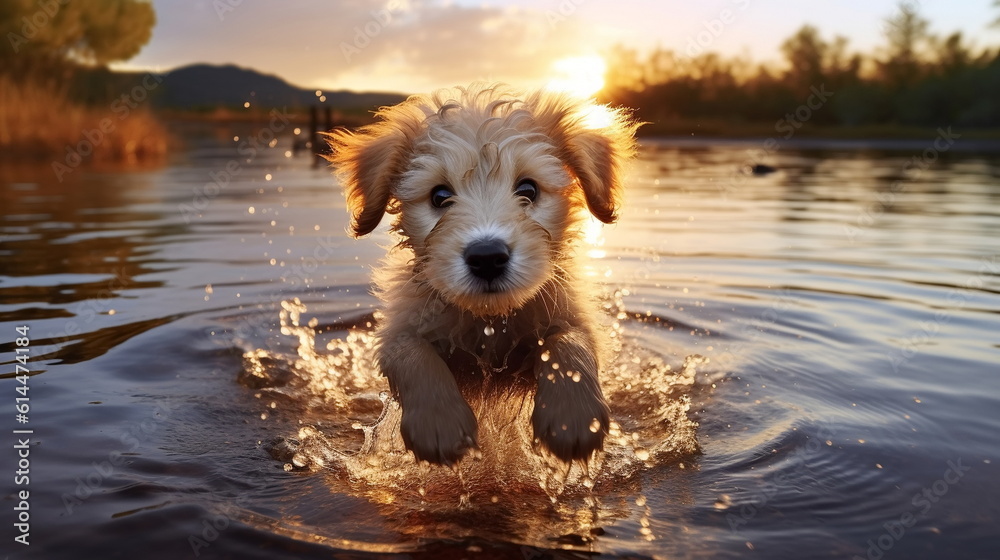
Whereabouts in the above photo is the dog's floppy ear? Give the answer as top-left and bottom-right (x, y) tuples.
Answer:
(531, 94), (640, 224)
(325, 108), (419, 237)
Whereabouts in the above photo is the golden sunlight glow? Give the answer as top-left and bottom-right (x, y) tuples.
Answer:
(577, 104), (615, 130)
(582, 216), (607, 276)
(546, 55), (607, 99)
(583, 215), (606, 247)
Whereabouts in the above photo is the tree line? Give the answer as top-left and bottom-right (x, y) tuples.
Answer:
(600, 2), (1000, 129)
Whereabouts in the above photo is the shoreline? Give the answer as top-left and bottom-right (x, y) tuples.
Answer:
(4, 108), (1000, 164)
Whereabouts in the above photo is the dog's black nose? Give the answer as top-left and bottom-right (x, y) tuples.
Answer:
(464, 239), (510, 281)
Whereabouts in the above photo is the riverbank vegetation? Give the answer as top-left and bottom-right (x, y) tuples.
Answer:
(0, 0), (166, 162)
(600, 3), (1000, 137)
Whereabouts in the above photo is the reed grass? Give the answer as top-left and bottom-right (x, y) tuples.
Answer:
(0, 76), (168, 162)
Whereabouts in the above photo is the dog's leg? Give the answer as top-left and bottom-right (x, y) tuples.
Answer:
(532, 329), (611, 461)
(380, 332), (479, 466)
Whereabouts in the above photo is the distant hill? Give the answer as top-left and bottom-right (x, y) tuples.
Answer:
(70, 63), (407, 111)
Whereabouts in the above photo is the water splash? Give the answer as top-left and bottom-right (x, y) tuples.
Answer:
(241, 294), (703, 507)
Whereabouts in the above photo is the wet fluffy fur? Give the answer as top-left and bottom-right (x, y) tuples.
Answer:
(327, 84), (639, 466)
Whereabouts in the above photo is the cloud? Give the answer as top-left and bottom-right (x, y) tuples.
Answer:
(126, 0), (995, 94)
(328, 0), (592, 91)
(133, 0), (595, 93)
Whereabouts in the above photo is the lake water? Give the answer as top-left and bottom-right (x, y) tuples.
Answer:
(1, 125), (998, 559)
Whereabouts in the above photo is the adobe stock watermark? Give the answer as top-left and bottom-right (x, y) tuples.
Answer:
(844, 127), (961, 243)
(202, 224), (355, 353)
(717, 287), (799, 364)
(51, 72), (164, 182)
(188, 479), (274, 557)
(212, 0), (244, 21)
(61, 400), (175, 514)
(853, 458), (970, 560)
(718, 84), (833, 199)
(5, 0), (70, 54)
(34, 267), (131, 360)
(886, 253), (998, 373)
(340, 0), (405, 63)
(726, 424), (836, 532)
(680, 0), (751, 60)
(178, 107), (291, 223)
(546, 0), (588, 28)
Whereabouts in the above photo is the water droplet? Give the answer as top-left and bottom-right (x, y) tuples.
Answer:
(483, 325), (494, 336)
(589, 419), (602, 433)
(713, 494), (731, 510)
(571, 371), (581, 382)
(635, 495), (647, 507)
(635, 447), (650, 461)
(540, 350), (551, 362)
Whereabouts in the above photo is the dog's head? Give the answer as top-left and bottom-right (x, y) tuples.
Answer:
(328, 84), (638, 316)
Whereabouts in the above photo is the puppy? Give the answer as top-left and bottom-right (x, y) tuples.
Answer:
(327, 84), (638, 466)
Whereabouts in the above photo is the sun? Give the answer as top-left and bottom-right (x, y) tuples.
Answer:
(545, 55), (607, 99)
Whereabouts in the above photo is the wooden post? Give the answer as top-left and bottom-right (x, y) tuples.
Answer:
(323, 106), (333, 160)
(310, 105), (320, 167)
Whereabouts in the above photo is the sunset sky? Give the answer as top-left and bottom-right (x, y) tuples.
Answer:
(117, 0), (1000, 95)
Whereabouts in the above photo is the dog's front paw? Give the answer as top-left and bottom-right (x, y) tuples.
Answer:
(400, 395), (479, 466)
(532, 386), (611, 462)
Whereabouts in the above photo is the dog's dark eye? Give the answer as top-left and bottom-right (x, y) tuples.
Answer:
(430, 185), (455, 208)
(514, 179), (538, 202)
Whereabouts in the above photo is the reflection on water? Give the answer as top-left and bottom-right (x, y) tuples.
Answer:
(1, 130), (998, 559)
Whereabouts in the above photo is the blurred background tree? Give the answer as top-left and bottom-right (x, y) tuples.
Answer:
(878, 2), (930, 90)
(1, 0), (155, 81)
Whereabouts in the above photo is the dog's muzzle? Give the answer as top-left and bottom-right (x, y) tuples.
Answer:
(463, 238), (510, 282)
